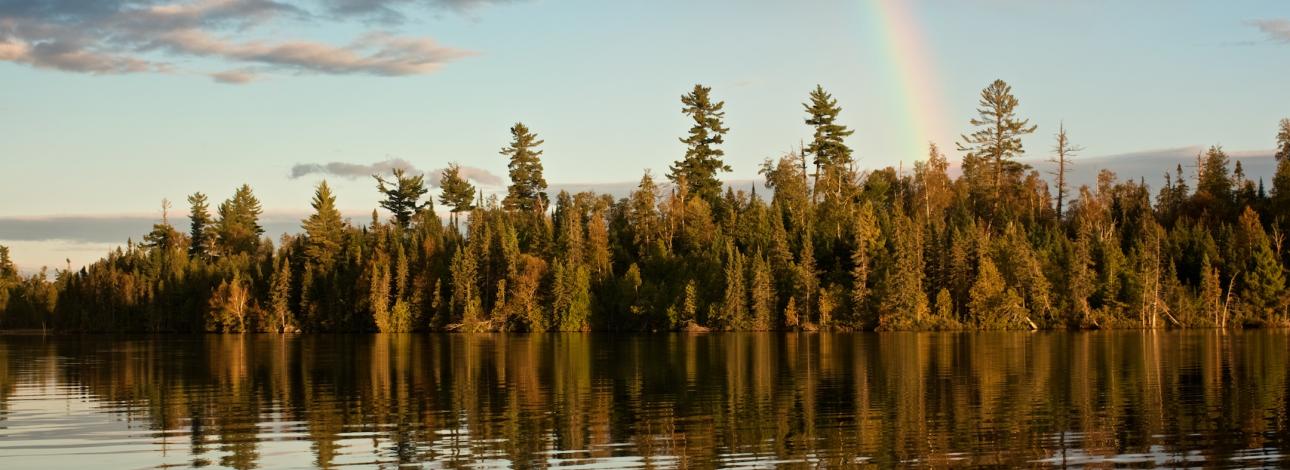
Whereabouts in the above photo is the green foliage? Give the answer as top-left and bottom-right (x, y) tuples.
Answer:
(669, 84), (731, 202)
(303, 180), (346, 266)
(803, 85), (855, 174)
(374, 168), (431, 229)
(8, 82), (1289, 334)
(215, 184), (265, 256)
(438, 162), (476, 225)
(957, 79), (1037, 218)
(501, 122), (549, 213)
(187, 192), (215, 259)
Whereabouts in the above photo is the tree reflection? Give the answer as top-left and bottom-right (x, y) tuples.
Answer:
(1, 331), (1289, 467)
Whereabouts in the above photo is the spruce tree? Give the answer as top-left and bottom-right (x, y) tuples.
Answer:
(438, 163), (477, 227)
(669, 84), (731, 202)
(720, 244), (748, 330)
(501, 122), (549, 213)
(627, 172), (661, 256)
(374, 168), (431, 229)
(142, 199), (182, 254)
(1272, 119), (1290, 229)
(1196, 145), (1233, 217)
(749, 253), (775, 331)
(268, 253), (293, 333)
(1277, 118), (1290, 162)
(302, 180), (346, 266)
(187, 192), (214, 259)
(215, 184), (264, 256)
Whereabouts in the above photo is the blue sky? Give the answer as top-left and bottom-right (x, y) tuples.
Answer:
(2, 0), (1289, 270)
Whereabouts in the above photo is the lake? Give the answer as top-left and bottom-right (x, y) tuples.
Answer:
(1, 331), (1288, 468)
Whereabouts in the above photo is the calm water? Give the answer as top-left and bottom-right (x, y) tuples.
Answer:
(1, 332), (1289, 468)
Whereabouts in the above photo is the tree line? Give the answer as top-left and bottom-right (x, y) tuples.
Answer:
(2, 79), (1289, 332)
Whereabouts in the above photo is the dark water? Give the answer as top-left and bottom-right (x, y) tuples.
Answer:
(1, 332), (1289, 468)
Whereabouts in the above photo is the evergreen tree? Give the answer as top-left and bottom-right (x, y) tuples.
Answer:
(501, 122), (549, 213)
(627, 172), (662, 256)
(749, 253), (775, 331)
(1277, 118), (1290, 162)
(1199, 255), (1224, 326)
(268, 253), (293, 333)
(803, 85), (855, 199)
(957, 79), (1037, 216)
(967, 253), (1028, 329)
(669, 84), (731, 201)
(0, 246), (16, 323)
(142, 199), (183, 254)
(438, 163), (477, 227)
(374, 168), (431, 229)
(215, 184), (264, 256)
(1195, 145), (1233, 217)
(1238, 208), (1286, 321)
(1272, 120), (1290, 230)
(450, 246), (482, 330)
(187, 192), (215, 259)
(720, 244), (748, 330)
(302, 180), (346, 266)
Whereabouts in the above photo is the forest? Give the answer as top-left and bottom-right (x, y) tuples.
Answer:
(1, 79), (1288, 333)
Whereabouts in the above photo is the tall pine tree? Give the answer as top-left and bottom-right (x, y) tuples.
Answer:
(501, 122), (549, 213)
(374, 168), (431, 229)
(302, 180), (346, 266)
(438, 163), (477, 228)
(669, 84), (731, 202)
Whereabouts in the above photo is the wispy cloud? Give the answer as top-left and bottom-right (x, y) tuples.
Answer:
(320, 0), (522, 23)
(1248, 19), (1290, 43)
(290, 158), (504, 188)
(0, 0), (479, 82)
(290, 158), (420, 179)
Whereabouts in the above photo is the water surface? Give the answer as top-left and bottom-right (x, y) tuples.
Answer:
(1, 331), (1288, 468)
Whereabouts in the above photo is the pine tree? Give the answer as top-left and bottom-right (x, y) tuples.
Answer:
(850, 202), (880, 326)
(1238, 208), (1286, 321)
(669, 84), (731, 202)
(449, 246), (482, 329)
(0, 245), (15, 281)
(1273, 120), (1290, 228)
(501, 122), (549, 213)
(0, 246), (13, 322)
(143, 199), (183, 254)
(1276, 118), (1290, 162)
(749, 253), (775, 330)
(268, 253), (293, 333)
(1196, 145), (1233, 217)
(438, 163), (476, 228)
(957, 79), (1037, 215)
(1199, 255), (1224, 326)
(967, 253), (1027, 329)
(187, 192), (215, 259)
(720, 244), (748, 330)
(627, 172), (661, 256)
(302, 180), (346, 266)
(876, 211), (928, 330)
(803, 85), (855, 200)
(374, 168), (431, 229)
(215, 184), (264, 256)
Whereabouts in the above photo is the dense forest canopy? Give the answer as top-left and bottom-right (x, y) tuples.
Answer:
(2, 80), (1289, 332)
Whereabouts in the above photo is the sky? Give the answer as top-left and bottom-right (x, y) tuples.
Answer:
(2, 0), (1290, 272)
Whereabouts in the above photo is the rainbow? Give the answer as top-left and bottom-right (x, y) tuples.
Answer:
(866, 0), (949, 162)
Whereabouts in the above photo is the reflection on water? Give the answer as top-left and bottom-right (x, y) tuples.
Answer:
(0, 331), (1288, 468)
